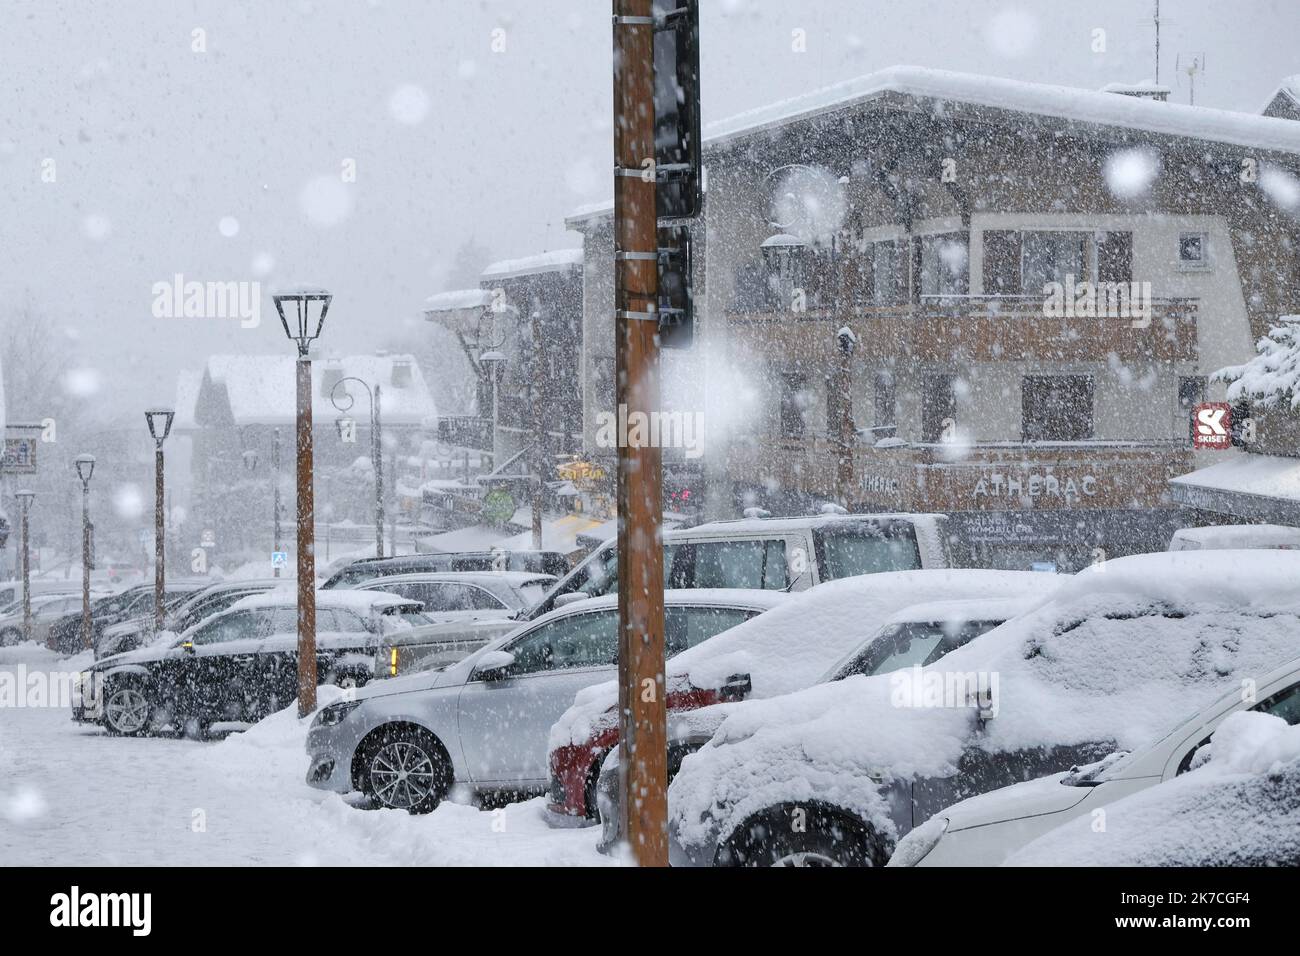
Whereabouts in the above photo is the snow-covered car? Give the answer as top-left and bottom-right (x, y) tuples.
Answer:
(47, 581), (207, 655)
(551, 570), (1057, 827)
(1002, 710), (1300, 867)
(304, 590), (787, 813)
(95, 579), (284, 659)
(74, 590), (429, 737)
(357, 571), (556, 677)
(659, 550), (1300, 867)
(890, 652), (1300, 866)
(0, 593), (84, 646)
(1168, 523), (1300, 552)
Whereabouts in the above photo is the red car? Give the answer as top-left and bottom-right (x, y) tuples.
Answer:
(546, 673), (749, 823)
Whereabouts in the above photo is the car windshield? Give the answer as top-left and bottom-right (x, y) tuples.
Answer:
(827, 619), (1006, 682)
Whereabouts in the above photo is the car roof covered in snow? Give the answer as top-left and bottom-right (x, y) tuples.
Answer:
(1170, 523), (1300, 550)
(549, 569), (1058, 751)
(355, 570), (555, 588)
(681, 511), (946, 536)
(879, 595), (1042, 625)
(666, 550), (1300, 853)
(227, 588), (420, 614)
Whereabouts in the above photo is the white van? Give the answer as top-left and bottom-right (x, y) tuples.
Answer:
(1168, 524), (1300, 552)
(374, 512), (951, 677)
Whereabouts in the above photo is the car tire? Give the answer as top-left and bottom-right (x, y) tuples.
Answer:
(102, 678), (153, 737)
(358, 725), (452, 814)
(0, 627), (22, 647)
(720, 804), (888, 868)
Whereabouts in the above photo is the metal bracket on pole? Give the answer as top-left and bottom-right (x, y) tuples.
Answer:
(614, 166), (652, 178)
(613, 15), (655, 25)
(617, 308), (659, 322)
(615, 251), (658, 261)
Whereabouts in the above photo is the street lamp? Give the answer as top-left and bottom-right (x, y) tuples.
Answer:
(145, 408), (175, 634)
(74, 453), (95, 650)
(479, 350), (506, 470)
(329, 377), (383, 558)
(14, 489), (34, 645)
(273, 287), (332, 718)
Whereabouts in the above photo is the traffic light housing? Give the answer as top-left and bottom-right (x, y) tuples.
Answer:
(652, 0), (701, 222)
(657, 225), (693, 349)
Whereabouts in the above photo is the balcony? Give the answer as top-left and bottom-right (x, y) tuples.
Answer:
(727, 296), (1198, 364)
(727, 436), (1194, 513)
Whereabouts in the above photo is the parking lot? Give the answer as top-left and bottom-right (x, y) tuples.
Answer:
(0, 645), (610, 867)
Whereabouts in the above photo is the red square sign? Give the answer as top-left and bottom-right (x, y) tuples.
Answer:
(1192, 402), (1233, 449)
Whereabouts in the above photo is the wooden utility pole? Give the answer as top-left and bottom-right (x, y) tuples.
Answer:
(614, 0), (668, 867)
(295, 356), (317, 717)
(834, 328), (856, 507)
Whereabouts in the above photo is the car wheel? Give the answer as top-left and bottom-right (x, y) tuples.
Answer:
(359, 727), (451, 814)
(0, 628), (22, 647)
(721, 805), (887, 868)
(103, 679), (153, 737)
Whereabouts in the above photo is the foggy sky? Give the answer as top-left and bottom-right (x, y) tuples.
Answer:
(1, 0), (1296, 420)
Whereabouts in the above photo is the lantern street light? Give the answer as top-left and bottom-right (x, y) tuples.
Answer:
(329, 377), (384, 558)
(145, 408), (175, 634)
(478, 350), (506, 470)
(74, 453), (96, 650)
(14, 489), (34, 645)
(273, 287), (332, 718)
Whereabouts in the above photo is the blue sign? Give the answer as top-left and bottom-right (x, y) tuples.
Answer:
(271, 551), (288, 568)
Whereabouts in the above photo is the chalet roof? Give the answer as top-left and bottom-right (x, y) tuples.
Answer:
(175, 353), (436, 430)
(481, 248), (583, 282)
(705, 65), (1300, 156)
(423, 288), (492, 312)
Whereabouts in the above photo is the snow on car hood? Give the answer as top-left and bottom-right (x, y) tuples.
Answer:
(667, 550), (1300, 853)
(548, 569), (1056, 751)
(1005, 710), (1300, 866)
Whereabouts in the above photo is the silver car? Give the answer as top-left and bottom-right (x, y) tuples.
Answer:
(305, 590), (787, 813)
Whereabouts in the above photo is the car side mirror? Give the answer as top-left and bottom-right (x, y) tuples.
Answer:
(554, 591), (590, 609)
(719, 672), (752, 702)
(473, 649), (516, 682)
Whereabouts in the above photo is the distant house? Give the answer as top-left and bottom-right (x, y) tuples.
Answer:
(1261, 76), (1300, 122)
(173, 352), (436, 556)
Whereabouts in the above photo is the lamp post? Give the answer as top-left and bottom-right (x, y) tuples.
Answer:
(15, 489), (34, 644)
(478, 350), (506, 472)
(273, 287), (331, 718)
(272, 428), (283, 577)
(74, 454), (95, 650)
(330, 377), (383, 558)
(145, 408), (175, 634)
(833, 327), (857, 508)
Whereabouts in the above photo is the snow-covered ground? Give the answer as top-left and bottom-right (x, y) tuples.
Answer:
(0, 645), (612, 866)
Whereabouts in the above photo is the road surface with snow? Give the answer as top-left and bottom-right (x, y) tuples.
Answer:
(0, 645), (612, 866)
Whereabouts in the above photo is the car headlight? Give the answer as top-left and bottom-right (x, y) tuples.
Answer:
(313, 700), (362, 728)
(888, 815), (949, 867)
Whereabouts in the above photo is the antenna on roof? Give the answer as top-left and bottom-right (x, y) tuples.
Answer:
(1175, 53), (1206, 106)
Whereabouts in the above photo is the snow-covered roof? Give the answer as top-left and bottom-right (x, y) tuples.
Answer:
(1170, 523), (1300, 551)
(760, 233), (806, 248)
(423, 288), (491, 312)
(480, 248), (583, 282)
(1098, 80), (1171, 98)
(178, 353), (437, 428)
(705, 65), (1300, 156)
(1169, 454), (1300, 504)
(1261, 75), (1300, 114)
(564, 199), (614, 227)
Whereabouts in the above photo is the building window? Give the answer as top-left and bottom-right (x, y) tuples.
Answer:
(921, 373), (956, 443)
(918, 234), (969, 300)
(872, 372), (897, 439)
(391, 360), (413, 388)
(1179, 231), (1210, 270)
(1021, 231), (1088, 292)
(1022, 375), (1094, 442)
(849, 239), (903, 308)
(1179, 376), (1207, 445)
(778, 373), (809, 439)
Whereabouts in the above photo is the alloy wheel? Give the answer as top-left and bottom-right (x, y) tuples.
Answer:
(369, 740), (438, 810)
